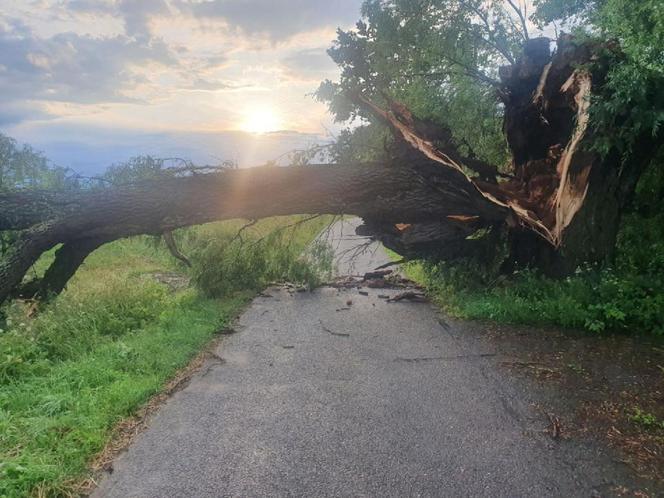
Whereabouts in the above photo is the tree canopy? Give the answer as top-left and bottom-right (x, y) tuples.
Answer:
(1, 0), (663, 305)
(318, 0), (664, 168)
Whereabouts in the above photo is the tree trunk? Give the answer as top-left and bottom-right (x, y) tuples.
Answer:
(0, 162), (508, 304)
(497, 36), (657, 273)
(1, 37), (659, 304)
(38, 237), (111, 298)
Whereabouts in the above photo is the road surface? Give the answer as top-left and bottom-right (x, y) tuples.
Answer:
(94, 218), (639, 497)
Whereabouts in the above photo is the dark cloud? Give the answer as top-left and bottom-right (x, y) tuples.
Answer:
(0, 19), (176, 117)
(117, 0), (169, 39)
(178, 0), (361, 41)
(0, 102), (52, 127)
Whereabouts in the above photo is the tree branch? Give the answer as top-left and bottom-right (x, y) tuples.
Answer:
(0, 162), (508, 304)
(505, 0), (530, 41)
(38, 236), (112, 298)
(163, 231), (192, 267)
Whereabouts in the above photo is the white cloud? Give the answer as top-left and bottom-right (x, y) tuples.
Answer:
(0, 0), (361, 169)
(0, 19), (176, 107)
(177, 0), (360, 42)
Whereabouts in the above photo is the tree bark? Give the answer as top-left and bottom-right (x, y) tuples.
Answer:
(1, 36), (660, 304)
(0, 162), (507, 304)
(37, 237), (112, 298)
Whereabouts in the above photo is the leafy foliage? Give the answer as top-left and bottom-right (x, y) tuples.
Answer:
(0, 134), (71, 192)
(103, 155), (170, 185)
(629, 408), (664, 431)
(0, 134), (75, 255)
(316, 0), (524, 166)
(189, 217), (333, 297)
(534, 0), (664, 156)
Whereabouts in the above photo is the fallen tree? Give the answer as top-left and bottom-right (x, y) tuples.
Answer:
(0, 37), (661, 304)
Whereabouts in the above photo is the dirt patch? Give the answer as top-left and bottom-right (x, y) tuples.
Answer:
(476, 321), (664, 491)
(144, 271), (191, 291)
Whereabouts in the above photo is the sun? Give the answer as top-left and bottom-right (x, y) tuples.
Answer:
(241, 107), (281, 134)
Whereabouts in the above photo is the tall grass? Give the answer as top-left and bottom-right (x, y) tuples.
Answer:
(184, 216), (334, 297)
(0, 216), (331, 497)
(402, 212), (664, 336)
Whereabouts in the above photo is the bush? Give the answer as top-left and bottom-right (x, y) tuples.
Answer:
(408, 221), (664, 336)
(188, 218), (333, 297)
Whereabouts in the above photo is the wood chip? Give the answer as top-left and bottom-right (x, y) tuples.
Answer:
(387, 291), (427, 303)
(363, 269), (393, 280)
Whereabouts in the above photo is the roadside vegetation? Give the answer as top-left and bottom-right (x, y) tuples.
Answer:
(402, 165), (664, 335)
(0, 140), (333, 497)
(318, 0), (664, 337)
(1, 0), (663, 493)
(0, 218), (331, 497)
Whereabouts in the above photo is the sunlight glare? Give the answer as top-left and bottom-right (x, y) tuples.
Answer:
(241, 107), (281, 134)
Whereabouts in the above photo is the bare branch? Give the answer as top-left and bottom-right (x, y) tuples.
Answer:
(461, 1), (516, 64)
(505, 0), (530, 41)
(229, 219), (258, 245)
(163, 231), (192, 267)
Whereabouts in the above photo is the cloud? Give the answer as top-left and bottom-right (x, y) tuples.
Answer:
(178, 0), (360, 42)
(281, 48), (337, 81)
(0, 102), (53, 127)
(0, 18), (177, 120)
(185, 77), (246, 91)
(0, 0), (352, 149)
(65, 0), (115, 15)
(62, 0), (361, 42)
(66, 0), (169, 39)
(10, 122), (329, 174)
(118, 0), (170, 39)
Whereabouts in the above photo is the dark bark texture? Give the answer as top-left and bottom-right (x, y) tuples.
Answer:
(0, 37), (659, 304)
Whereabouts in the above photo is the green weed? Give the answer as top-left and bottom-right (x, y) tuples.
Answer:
(399, 210), (664, 336)
(629, 408), (664, 430)
(188, 216), (333, 297)
(0, 216), (328, 497)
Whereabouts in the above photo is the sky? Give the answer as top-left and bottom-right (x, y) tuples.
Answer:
(0, 0), (364, 173)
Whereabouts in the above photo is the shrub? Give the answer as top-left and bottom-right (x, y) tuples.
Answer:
(189, 218), (333, 298)
(402, 156), (664, 337)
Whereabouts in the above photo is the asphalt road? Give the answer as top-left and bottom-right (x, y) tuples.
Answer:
(94, 219), (638, 497)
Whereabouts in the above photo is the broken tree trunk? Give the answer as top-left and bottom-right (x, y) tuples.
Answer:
(0, 36), (659, 304)
(358, 36), (659, 275)
(0, 162), (505, 304)
(498, 35), (656, 274)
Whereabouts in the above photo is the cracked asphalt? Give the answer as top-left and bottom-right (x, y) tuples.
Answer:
(93, 219), (642, 497)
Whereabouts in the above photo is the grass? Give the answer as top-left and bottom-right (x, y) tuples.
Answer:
(0, 216), (330, 497)
(629, 408), (664, 431)
(398, 212), (664, 336)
